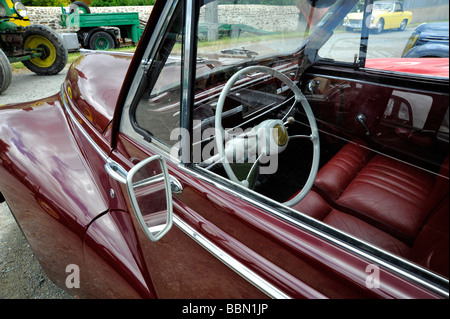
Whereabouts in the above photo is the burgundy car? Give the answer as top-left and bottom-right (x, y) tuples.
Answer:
(0, 0), (448, 299)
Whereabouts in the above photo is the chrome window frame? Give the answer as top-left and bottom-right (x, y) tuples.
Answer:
(120, 0), (181, 154)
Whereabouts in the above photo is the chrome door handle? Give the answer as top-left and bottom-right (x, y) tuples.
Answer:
(105, 160), (128, 184)
(170, 175), (183, 194)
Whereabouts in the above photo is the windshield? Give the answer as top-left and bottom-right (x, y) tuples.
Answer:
(373, 2), (394, 11)
(196, 0), (341, 66)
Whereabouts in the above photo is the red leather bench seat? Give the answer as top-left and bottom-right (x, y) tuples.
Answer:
(293, 143), (449, 278)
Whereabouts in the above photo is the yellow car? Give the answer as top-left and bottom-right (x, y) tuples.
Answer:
(343, 1), (412, 33)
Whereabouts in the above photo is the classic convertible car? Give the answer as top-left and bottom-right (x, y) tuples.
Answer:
(343, 1), (412, 33)
(0, 0), (448, 299)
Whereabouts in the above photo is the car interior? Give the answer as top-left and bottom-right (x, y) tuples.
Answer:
(130, 0), (449, 281)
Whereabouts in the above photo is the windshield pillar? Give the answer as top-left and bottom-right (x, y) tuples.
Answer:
(357, 0), (374, 68)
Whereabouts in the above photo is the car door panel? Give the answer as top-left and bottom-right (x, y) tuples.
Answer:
(0, 93), (115, 293)
(101, 130), (442, 299)
(104, 133), (270, 298)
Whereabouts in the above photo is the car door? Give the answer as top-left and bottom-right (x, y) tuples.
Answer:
(391, 2), (404, 28)
(84, 0), (448, 299)
(84, 0), (273, 299)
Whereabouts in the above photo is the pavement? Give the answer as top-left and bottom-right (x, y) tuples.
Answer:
(1, 67), (69, 106)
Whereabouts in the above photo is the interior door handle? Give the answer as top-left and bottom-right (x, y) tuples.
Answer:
(357, 114), (371, 136)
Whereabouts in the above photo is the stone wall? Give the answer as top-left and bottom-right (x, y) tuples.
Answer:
(27, 5), (300, 33)
(200, 5), (300, 32)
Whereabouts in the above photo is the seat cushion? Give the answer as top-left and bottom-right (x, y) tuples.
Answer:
(324, 210), (412, 258)
(336, 154), (435, 242)
(293, 191), (412, 258)
(411, 195), (449, 278)
(292, 190), (332, 220)
(314, 141), (372, 200)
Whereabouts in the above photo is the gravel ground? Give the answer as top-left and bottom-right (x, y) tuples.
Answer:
(0, 67), (73, 299)
(1, 67), (69, 105)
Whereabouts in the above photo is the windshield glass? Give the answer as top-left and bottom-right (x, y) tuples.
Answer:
(196, 0), (339, 66)
(373, 2), (394, 11)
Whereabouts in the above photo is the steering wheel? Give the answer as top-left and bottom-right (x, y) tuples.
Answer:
(214, 65), (320, 207)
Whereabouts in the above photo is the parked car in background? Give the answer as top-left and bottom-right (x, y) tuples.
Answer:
(402, 22), (449, 58)
(343, 1), (412, 33)
(0, 0), (448, 300)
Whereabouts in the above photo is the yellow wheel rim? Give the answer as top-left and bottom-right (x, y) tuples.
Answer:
(24, 35), (56, 68)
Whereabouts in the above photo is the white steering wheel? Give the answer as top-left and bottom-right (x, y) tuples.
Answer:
(214, 65), (320, 207)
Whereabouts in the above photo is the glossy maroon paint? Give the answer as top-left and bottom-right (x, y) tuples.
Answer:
(109, 133), (444, 298)
(0, 0), (448, 299)
(0, 94), (109, 291)
(64, 52), (132, 133)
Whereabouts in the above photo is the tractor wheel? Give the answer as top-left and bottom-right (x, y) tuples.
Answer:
(69, 1), (91, 14)
(89, 30), (115, 50)
(22, 25), (68, 75)
(0, 49), (12, 95)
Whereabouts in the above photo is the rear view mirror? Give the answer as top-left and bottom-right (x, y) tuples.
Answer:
(126, 155), (173, 242)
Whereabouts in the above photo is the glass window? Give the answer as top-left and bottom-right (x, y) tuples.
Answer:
(323, 0), (449, 78)
(187, 0), (449, 282)
(131, 3), (184, 147)
(191, 0), (327, 167)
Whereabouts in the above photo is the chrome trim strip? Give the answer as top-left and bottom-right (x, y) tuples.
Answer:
(60, 86), (109, 162)
(120, 0), (179, 155)
(79, 49), (134, 57)
(180, 0), (195, 164)
(121, 0), (178, 118)
(173, 215), (291, 299)
(61, 86), (128, 182)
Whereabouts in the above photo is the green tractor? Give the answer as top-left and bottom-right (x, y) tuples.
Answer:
(0, 0), (68, 94)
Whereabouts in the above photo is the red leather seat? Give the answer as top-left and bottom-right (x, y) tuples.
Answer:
(293, 143), (449, 278)
(314, 142), (447, 244)
(294, 189), (448, 278)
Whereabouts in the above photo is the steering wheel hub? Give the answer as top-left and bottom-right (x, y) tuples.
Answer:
(214, 65), (320, 206)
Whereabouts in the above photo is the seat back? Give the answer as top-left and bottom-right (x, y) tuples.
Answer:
(412, 156), (449, 278)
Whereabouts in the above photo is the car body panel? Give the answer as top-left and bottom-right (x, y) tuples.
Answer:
(63, 51), (132, 133)
(0, 93), (111, 289)
(402, 22), (449, 58)
(366, 58), (449, 78)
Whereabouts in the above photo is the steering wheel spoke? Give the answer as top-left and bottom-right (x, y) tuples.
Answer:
(289, 134), (314, 141)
